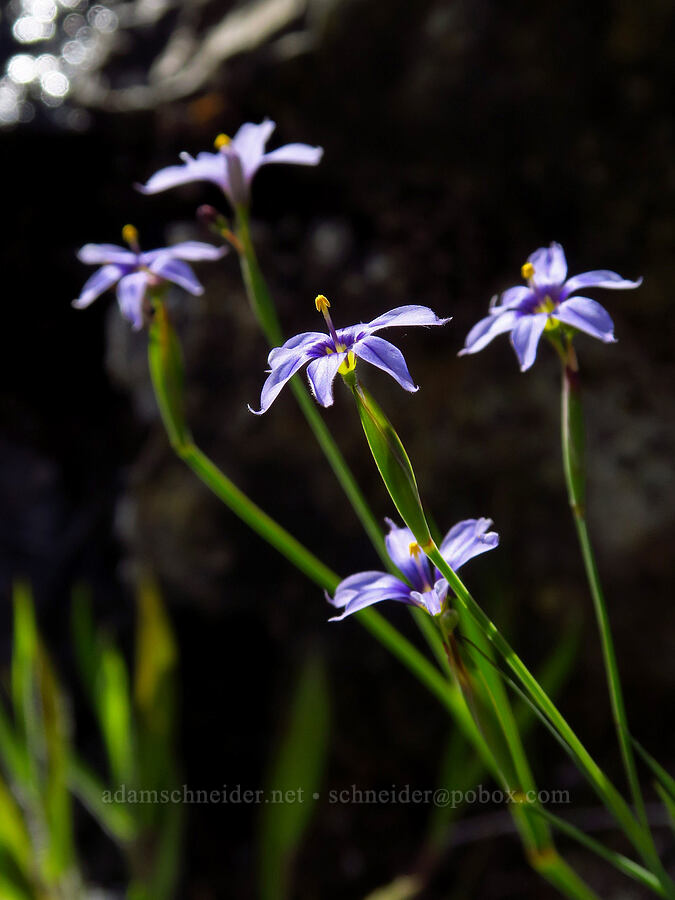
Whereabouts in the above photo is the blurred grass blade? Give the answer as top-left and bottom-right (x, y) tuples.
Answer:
(143, 802), (184, 900)
(654, 784), (675, 834)
(98, 643), (135, 788)
(0, 700), (29, 789)
(134, 574), (177, 738)
(0, 871), (33, 900)
(134, 574), (179, 837)
(67, 755), (137, 843)
(258, 654), (330, 900)
(633, 740), (675, 802)
(0, 776), (32, 878)
(36, 645), (76, 882)
(363, 876), (423, 900)
(11, 582), (41, 782)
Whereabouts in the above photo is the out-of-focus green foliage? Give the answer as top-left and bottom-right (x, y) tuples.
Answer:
(0, 577), (182, 899)
(258, 654), (330, 900)
(0, 582), (80, 898)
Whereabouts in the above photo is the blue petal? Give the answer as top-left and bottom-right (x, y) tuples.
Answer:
(116, 271), (148, 329)
(489, 285), (532, 313)
(366, 305), (451, 332)
(143, 241), (227, 263)
(354, 335), (418, 391)
(410, 581), (448, 617)
(149, 255), (204, 295)
(384, 518), (431, 590)
(232, 119), (276, 181)
(528, 242), (567, 286)
(562, 270), (642, 296)
(554, 297), (616, 343)
(458, 310), (518, 355)
(73, 264), (123, 308)
(510, 314), (548, 371)
(328, 571), (412, 621)
(249, 350), (310, 415)
(78, 244), (136, 265)
(268, 332), (327, 367)
(137, 151), (225, 194)
(438, 518), (499, 572)
(306, 354), (345, 407)
(262, 143), (324, 168)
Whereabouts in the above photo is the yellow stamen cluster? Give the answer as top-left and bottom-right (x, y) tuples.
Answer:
(521, 262), (535, 280)
(214, 133), (231, 150)
(315, 293), (330, 313)
(122, 224), (139, 246)
(408, 541), (422, 559)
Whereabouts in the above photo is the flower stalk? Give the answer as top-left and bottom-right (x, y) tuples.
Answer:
(348, 379), (674, 892)
(560, 348), (657, 861)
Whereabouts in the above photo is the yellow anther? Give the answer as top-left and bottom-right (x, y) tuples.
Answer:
(337, 350), (356, 375)
(408, 541), (422, 559)
(122, 224), (139, 246)
(214, 133), (231, 149)
(521, 261), (535, 280)
(315, 294), (330, 313)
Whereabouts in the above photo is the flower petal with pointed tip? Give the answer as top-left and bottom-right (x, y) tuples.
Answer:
(73, 265), (124, 308)
(510, 314), (548, 371)
(306, 353), (346, 407)
(149, 256), (204, 296)
(143, 241), (227, 263)
(554, 297), (616, 342)
(366, 304), (451, 332)
(249, 351), (312, 415)
(354, 335), (418, 392)
(458, 310), (519, 355)
(137, 152), (225, 195)
(528, 242), (567, 285)
(78, 244), (136, 266)
(328, 572), (412, 621)
(116, 271), (148, 329)
(439, 518), (500, 571)
(562, 270), (642, 296)
(261, 143), (324, 168)
(410, 582), (448, 617)
(232, 119), (276, 180)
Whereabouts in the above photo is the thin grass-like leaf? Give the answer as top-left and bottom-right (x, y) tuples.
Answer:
(258, 655), (330, 900)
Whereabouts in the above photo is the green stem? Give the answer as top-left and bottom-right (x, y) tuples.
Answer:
(531, 805), (668, 898)
(426, 543), (674, 895)
(178, 442), (338, 591)
(561, 359), (657, 860)
(234, 206), (390, 567)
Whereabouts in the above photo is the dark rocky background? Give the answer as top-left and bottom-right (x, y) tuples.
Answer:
(2, 0), (674, 896)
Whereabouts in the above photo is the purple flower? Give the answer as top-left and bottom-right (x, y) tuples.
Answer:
(459, 242), (642, 371)
(137, 120), (323, 208)
(249, 295), (450, 414)
(73, 226), (226, 329)
(328, 518), (499, 620)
